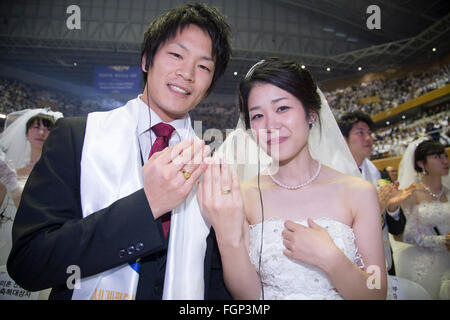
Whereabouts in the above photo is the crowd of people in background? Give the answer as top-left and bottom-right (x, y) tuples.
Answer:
(190, 101), (239, 134)
(324, 64), (450, 119)
(0, 77), (122, 117)
(372, 103), (449, 159)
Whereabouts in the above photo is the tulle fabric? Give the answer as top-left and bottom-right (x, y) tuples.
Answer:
(0, 108), (63, 170)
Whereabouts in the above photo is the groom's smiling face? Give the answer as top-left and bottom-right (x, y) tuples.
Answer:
(141, 24), (215, 122)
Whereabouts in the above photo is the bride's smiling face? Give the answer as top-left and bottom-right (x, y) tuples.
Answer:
(248, 83), (312, 161)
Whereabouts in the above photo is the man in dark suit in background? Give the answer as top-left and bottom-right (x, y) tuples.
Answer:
(338, 111), (414, 276)
(7, 3), (232, 300)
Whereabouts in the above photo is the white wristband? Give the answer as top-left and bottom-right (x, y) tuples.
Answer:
(386, 206), (401, 220)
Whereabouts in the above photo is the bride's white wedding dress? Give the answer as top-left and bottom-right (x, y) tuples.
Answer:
(0, 174), (27, 265)
(398, 193), (450, 299)
(249, 216), (432, 300)
(249, 217), (365, 300)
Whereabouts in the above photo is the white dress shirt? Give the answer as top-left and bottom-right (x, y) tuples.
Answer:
(136, 94), (192, 162)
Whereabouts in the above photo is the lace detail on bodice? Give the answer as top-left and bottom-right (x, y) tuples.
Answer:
(404, 200), (450, 250)
(401, 199), (450, 297)
(249, 217), (364, 300)
(417, 201), (450, 231)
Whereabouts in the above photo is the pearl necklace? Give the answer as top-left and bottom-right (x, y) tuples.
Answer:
(421, 182), (445, 200)
(268, 162), (321, 190)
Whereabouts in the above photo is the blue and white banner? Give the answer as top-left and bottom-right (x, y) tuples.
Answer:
(87, 261), (140, 300)
(93, 66), (141, 94)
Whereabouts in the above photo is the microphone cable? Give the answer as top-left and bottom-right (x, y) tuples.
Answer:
(257, 141), (265, 300)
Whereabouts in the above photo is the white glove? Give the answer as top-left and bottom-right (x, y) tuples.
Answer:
(0, 158), (20, 195)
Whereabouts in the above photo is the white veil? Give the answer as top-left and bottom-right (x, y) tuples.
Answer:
(398, 136), (450, 190)
(309, 89), (362, 178)
(0, 108), (64, 169)
(216, 60), (361, 181)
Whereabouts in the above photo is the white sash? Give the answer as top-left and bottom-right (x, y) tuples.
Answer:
(72, 98), (210, 300)
(361, 158), (392, 271)
(360, 158), (381, 187)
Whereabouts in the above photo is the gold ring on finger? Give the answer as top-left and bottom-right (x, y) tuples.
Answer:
(181, 169), (191, 180)
(222, 189), (232, 195)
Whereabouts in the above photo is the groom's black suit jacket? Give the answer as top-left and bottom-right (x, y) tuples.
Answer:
(7, 117), (231, 300)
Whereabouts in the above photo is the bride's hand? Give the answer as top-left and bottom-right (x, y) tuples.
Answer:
(282, 218), (341, 271)
(197, 156), (246, 247)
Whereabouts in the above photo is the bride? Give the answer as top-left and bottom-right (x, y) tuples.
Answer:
(397, 138), (450, 299)
(0, 108), (63, 266)
(197, 58), (387, 299)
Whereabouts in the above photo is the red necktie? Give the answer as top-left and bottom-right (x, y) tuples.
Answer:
(148, 123), (175, 238)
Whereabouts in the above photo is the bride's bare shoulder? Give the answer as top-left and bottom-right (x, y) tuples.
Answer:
(321, 165), (376, 194)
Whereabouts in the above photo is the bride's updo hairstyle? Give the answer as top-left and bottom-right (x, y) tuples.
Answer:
(414, 139), (446, 173)
(238, 57), (321, 130)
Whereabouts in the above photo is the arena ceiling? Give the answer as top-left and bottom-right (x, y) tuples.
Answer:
(0, 0), (449, 96)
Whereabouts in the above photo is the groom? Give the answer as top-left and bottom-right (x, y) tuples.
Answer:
(7, 3), (232, 300)
(338, 111), (408, 276)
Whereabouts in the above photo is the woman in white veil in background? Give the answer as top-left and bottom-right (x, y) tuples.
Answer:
(397, 137), (450, 299)
(0, 108), (63, 266)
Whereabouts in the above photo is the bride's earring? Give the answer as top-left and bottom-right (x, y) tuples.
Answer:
(419, 166), (428, 179)
(422, 166), (428, 176)
(309, 116), (316, 129)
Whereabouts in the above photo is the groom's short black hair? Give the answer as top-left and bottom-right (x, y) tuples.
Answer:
(140, 3), (232, 96)
(338, 111), (375, 138)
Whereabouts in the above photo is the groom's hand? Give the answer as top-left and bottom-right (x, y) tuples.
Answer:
(143, 139), (210, 219)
